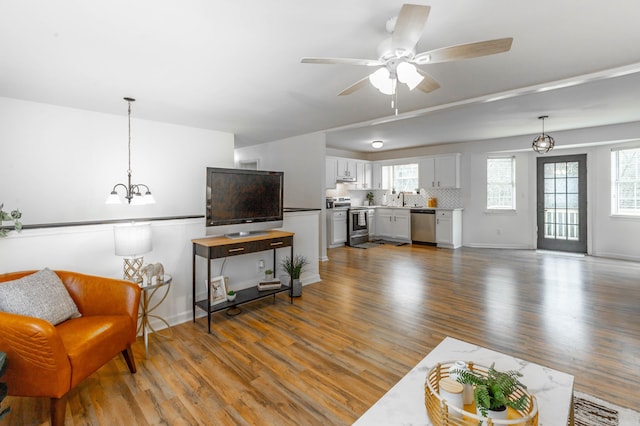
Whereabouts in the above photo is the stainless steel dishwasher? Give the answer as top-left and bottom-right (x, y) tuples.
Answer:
(410, 209), (436, 245)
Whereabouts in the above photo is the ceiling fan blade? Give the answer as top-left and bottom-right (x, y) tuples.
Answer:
(391, 4), (431, 52)
(415, 69), (440, 94)
(338, 76), (371, 96)
(414, 37), (513, 64)
(301, 57), (382, 67)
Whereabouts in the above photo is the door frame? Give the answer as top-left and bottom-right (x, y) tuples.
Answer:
(536, 154), (588, 253)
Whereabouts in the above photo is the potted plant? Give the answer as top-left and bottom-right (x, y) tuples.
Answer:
(366, 192), (375, 206)
(264, 269), (274, 281)
(452, 362), (528, 423)
(280, 255), (308, 297)
(0, 204), (22, 238)
(226, 290), (237, 302)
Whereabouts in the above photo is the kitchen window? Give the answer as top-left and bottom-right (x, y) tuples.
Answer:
(381, 163), (419, 193)
(611, 146), (640, 216)
(487, 156), (516, 210)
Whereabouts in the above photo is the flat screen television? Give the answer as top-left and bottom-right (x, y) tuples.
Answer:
(206, 167), (284, 238)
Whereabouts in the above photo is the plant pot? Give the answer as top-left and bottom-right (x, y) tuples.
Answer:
(227, 293), (237, 302)
(476, 405), (508, 424)
(291, 278), (302, 297)
(265, 273), (274, 281)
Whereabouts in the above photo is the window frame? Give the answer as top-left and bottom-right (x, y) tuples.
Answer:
(486, 156), (516, 211)
(611, 146), (640, 217)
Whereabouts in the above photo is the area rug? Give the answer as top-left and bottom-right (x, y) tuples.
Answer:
(349, 241), (384, 249)
(370, 239), (408, 246)
(574, 391), (640, 425)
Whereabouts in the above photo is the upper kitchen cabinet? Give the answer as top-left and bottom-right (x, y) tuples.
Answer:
(325, 158), (337, 189)
(372, 163), (387, 190)
(419, 154), (461, 189)
(336, 158), (357, 181)
(356, 161), (372, 189)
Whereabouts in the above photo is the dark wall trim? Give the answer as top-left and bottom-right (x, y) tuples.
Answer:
(2, 215), (205, 231)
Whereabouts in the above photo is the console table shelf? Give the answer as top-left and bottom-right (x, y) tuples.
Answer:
(195, 284), (291, 314)
(192, 230), (294, 333)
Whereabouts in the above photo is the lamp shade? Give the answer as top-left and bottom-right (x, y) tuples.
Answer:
(114, 222), (152, 256)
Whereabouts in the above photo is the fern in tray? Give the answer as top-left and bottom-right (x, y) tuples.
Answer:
(453, 362), (528, 419)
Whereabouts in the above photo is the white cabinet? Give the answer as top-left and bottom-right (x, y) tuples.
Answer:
(375, 208), (410, 241)
(356, 161), (372, 189)
(327, 210), (347, 247)
(368, 209), (375, 236)
(325, 158), (337, 189)
(419, 154), (461, 189)
(372, 163), (387, 189)
(436, 209), (462, 248)
(336, 158), (357, 180)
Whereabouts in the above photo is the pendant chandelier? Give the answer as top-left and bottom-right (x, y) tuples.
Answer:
(106, 97), (155, 205)
(532, 115), (555, 154)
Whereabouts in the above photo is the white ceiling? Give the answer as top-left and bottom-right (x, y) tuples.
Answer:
(2, 1), (640, 153)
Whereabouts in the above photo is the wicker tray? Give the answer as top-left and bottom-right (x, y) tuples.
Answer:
(424, 361), (538, 425)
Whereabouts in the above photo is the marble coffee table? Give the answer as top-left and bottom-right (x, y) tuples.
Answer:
(354, 337), (574, 426)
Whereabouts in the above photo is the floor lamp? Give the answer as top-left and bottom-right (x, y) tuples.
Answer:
(114, 222), (152, 282)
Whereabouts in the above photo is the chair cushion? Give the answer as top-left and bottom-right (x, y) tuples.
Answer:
(0, 268), (81, 325)
(56, 315), (133, 387)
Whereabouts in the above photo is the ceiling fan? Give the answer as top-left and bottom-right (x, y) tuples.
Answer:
(301, 4), (513, 114)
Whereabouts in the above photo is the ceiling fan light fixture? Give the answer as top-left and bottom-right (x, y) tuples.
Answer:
(396, 61), (424, 90)
(371, 140), (384, 149)
(532, 115), (556, 154)
(369, 67), (395, 94)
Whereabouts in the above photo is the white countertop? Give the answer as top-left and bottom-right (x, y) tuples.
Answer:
(328, 206), (463, 211)
(354, 337), (574, 426)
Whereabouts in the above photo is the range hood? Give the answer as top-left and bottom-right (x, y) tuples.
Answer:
(336, 176), (356, 182)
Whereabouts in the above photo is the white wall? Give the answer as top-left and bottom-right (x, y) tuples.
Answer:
(235, 132), (329, 259)
(0, 97), (237, 328)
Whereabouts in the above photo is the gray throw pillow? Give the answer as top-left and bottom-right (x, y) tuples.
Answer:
(0, 268), (82, 325)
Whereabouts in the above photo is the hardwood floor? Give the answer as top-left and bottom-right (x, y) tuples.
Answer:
(4, 245), (640, 425)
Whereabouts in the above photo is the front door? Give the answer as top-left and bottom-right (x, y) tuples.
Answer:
(536, 154), (587, 253)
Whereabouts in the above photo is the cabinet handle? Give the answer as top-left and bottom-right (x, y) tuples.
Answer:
(228, 247), (245, 253)
(270, 242), (284, 246)
(432, 181), (435, 187)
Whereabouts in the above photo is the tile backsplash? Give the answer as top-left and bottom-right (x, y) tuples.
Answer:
(327, 184), (461, 209)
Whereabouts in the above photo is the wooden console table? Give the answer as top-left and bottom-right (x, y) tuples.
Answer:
(192, 230), (294, 333)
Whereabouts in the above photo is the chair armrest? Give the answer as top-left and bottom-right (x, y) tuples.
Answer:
(59, 271), (141, 322)
(0, 312), (71, 398)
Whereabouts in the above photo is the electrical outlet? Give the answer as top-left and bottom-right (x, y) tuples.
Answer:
(258, 259), (265, 271)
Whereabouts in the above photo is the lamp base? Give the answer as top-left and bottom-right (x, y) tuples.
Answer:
(123, 257), (144, 282)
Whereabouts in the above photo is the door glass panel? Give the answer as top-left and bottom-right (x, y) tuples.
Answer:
(544, 179), (555, 193)
(556, 178), (567, 193)
(555, 163), (566, 177)
(556, 194), (567, 208)
(567, 177), (579, 193)
(544, 163), (555, 178)
(567, 162), (579, 177)
(545, 194), (555, 208)
(567, 194), (579, 209)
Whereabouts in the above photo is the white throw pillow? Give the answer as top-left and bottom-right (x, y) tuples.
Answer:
(0, 268), (82, 325)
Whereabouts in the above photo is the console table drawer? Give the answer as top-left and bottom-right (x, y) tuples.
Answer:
(204, 235), (294, 259)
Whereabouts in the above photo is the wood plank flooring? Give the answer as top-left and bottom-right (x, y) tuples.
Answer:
(4, 245), (640, 425)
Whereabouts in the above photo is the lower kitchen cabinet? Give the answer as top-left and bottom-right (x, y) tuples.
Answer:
(327, 209), (347, 247)
(375, 208), (410, 241)
(436, 209), (462, 248)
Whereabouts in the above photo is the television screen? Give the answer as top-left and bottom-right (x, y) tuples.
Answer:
(206, 167), (284, 236)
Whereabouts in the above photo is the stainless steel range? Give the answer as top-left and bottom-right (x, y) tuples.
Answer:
(347, 206), (371, 246)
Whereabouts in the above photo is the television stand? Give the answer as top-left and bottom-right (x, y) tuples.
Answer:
(192, 230), (294, 333)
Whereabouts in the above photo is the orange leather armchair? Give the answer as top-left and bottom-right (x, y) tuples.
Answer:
(0, 270), (141, 426)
